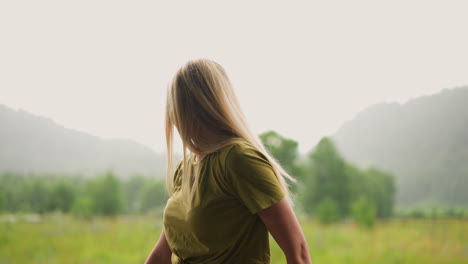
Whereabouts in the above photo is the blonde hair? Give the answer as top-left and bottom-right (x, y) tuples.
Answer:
(165, 58), (297, 216)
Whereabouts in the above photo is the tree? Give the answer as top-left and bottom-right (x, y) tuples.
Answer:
(27, 178), (49, 214)
(123, 176), (147, 214)
(88, 171), (124, 216)
(347, 163), (396, 218)
(0, 185), (4, 213)
(140, 180), (168, 214)
(259, 130), (302, 193)
(364, 167), (396, 218)
(47, 181), (76, 213)
(351, 196), (376, 228)
(71, 197), (94, 220)
(316, 196), (341, 224)
(124, 175), (146, 213)
(304, 137), (350, 218)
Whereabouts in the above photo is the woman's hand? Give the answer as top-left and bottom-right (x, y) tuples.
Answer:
(144, 229), (172, 264)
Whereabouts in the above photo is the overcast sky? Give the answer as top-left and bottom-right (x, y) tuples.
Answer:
(1, 0), (467, 155)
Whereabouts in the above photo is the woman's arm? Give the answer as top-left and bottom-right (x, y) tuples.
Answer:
(257, 197), (313, 264)
(144, 228), (172, 264)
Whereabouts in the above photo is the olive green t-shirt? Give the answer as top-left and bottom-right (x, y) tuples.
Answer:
(163, 139), (286, 264)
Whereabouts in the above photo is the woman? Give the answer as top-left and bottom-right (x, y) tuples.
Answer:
(144, 58), (313, 264)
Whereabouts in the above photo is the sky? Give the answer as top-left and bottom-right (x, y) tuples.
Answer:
(1, 0), (467, 155)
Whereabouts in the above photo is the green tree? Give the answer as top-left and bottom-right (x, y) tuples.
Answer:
(124, 176), (147, 214)
(0, 185), (4, 213)
(47, 181), (76, 213)
(351, 196), (376, 228)
(88, 171), (124, 216)
(305, 137), (350, 218)
(140, 180), (168, 213)
(364, 167), (396, 218)
(71, 197), (94, 220)
(316, 196), (341, 224)
(347, 163), (396, 218)
(260, 130), (302, 193)
(27, 178), (50, 214)
(260, 130), (299, 174)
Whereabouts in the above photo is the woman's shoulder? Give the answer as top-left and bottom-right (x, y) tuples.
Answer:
(221, 139), (269, 168)
(220, 138), (255, 155)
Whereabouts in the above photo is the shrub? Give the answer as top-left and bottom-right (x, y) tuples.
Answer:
(71, 197), (94, 220)
(316, 197), (341, 224)
(351, 196), (376, 228)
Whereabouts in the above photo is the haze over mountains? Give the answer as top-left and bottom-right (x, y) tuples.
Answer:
(0, 104), (168, 178)
(332, 85), (468, 208)
(1, 85), (467, 208)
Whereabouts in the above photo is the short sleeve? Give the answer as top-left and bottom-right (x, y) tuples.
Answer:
(225, 144), (286, 214)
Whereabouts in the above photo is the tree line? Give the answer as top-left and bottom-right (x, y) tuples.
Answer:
(1, 131), (466, 226)
(260, 131), (396, 227)
(0, 171), (167, 219)
(260, 131), (467, 226)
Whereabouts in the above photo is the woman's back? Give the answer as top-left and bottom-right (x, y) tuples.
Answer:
(163, 139), (286, 264)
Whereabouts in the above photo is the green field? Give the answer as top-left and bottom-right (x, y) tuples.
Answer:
(0, 213), (466, 264)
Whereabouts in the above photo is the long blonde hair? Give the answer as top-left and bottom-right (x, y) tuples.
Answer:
(165, 58), (297, 215)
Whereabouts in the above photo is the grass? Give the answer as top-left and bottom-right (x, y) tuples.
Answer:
(0, 213), (466, 264)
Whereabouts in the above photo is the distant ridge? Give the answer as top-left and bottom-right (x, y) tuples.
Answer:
(331, 85), (468, 208)
(0, 104), (169, 178)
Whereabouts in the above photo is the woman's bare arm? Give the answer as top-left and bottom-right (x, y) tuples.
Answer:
(144, 228), (172, 264)
(257, 197), (313, 264)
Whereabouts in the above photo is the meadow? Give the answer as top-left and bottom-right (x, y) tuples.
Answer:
(0, 213), (466, 264)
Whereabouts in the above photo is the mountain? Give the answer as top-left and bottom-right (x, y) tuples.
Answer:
(331, 85), (468, 208)
(0, 104), (169, 178)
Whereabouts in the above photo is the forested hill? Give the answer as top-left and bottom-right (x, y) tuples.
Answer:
(0, 104), (168, 178)
(331, 85), (468, 208)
